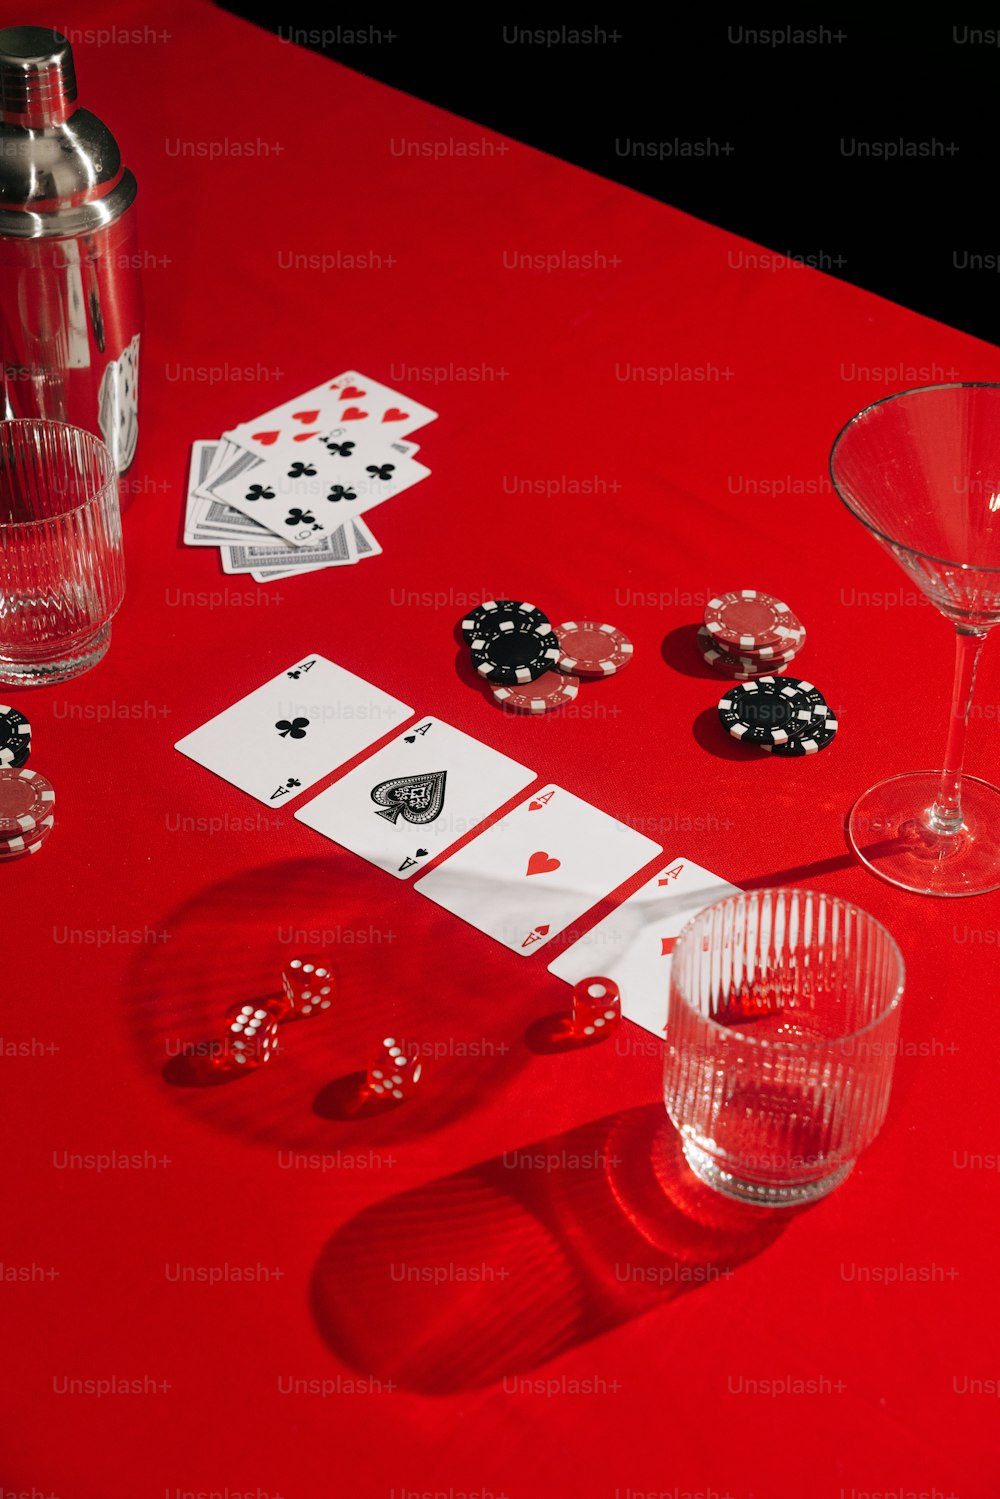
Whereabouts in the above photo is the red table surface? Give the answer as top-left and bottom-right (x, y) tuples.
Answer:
(6, 4), (1000, 1495)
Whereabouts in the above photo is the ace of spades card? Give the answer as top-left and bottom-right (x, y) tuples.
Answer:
(548, 857), (741, 1035)
(174, 654), (413, 805)
(295, 718), (536, 878)
(415, 784), (662, 954)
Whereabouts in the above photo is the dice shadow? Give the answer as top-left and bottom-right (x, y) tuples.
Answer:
(314, 1070), (400, 1120)
(309, 1102), (800, 1395)
(523, 1009), (613, 1054)
(127, 854), (539, 1148)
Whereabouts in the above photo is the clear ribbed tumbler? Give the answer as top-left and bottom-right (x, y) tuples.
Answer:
(664, 888), (905, 1208)
(0, 420), (124, 684)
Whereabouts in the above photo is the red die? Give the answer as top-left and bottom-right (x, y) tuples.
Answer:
(366, 1038), (422, 1102)
(571, 976), (621, 1038)
(216, 1004), (280, 1070)
(280, 954), (336, 1019)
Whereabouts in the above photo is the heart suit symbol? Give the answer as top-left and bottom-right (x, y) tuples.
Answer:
(526, 851), (560, 877)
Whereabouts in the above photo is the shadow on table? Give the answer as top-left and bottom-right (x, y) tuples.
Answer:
(310, 1103), (796, 1394)
(128, 854), (536, 1148)
(691, 704), (769, 762)
(661, 623), (724, 680)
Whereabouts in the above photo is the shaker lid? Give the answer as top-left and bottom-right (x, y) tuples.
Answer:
(0, 27), (77, 126)
(0, 27), (137, 238)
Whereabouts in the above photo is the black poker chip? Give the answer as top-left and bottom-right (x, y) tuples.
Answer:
(470, 617), (562, 684)
(717, 677), (829, 747)
(0, 705), (30, 768)
(765, 710), (839, 756)
(460, 599), (551, 644)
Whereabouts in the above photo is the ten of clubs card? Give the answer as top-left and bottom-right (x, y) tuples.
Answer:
(415, 784), (662, 955)
(295, 717), (536, 878)
(174, 653), (413, 806)
(547, 857), (741, 1034)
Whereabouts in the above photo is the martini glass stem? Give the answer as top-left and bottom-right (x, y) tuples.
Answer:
(926, 627), (989, 835)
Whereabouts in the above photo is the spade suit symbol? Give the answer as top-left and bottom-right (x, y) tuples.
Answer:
(371, 770), (447, 825)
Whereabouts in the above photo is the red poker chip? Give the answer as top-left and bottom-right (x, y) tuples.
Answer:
(555, 621), (633, 677)
(492, 670), (580, 713)
(696, 626), (800, 679)
(0, 767), (55, 836)
(703, 591), (805, 654)
(0, 813), (53, 861)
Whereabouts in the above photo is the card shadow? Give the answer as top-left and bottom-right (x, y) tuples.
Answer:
(310, 1103), (796, 1394)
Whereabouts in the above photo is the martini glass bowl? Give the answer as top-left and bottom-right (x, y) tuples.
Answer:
(830, 382), (1000, 896)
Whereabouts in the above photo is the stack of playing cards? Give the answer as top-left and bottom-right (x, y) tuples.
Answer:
(184, 371), (438, 582)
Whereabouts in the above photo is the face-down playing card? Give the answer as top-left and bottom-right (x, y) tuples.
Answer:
(414, 784), (662, 955)
(174, 653), (413, 806)
(295, 717), (536, 878)
(547, 857), (741, 1035)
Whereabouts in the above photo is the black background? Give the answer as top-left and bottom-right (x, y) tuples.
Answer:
(218, 10), (1000, 348)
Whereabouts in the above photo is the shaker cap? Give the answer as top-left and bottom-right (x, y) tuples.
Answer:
(0, 27), (77, 126)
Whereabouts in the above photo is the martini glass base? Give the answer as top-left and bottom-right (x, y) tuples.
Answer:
(848, 772), (1000, 896)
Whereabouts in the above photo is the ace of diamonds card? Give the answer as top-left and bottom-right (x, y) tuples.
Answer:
(415, 784), (662, 955)
(548, 857), (741, 1034)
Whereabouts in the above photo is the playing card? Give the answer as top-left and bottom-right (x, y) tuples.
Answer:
(295, 716), (536, 879)
(210, 439), (429, 546)
(250, 519), (381, 580)
(186, 441), (274, 544)
(203, 423), (421, 503)
(415, 784), (662, 955)
(548, 857), (741, 1035)
(174, 653), (413, 806)
(188, 440), (221, 502)
(223, 369), (438, 462)
(220, 525), (357, 574)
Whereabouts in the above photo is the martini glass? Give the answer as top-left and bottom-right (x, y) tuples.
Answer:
(830, 383), (1000, 896)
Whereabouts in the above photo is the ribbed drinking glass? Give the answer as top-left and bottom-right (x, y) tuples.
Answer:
(664, 888), (905, 1208)
(0, 419), (124, 684)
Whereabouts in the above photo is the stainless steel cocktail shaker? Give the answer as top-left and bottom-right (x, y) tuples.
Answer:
(0, 26), (142, 495)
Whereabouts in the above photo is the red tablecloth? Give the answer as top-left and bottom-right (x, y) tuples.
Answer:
(8, 5), (1000, 1495)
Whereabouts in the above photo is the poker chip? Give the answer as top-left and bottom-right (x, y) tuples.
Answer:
(0, 767), (55, 835)
(0, 705), (30, 768)
(0, 813), (53, 861)
(470, 616), (561, 684)
(704, 591), (805, 655)
(554, 621), (633, 677)
(491, 670), (580, 714)
(717, 677), (829, 747)
(696, 626), (799, 679)
(460, 599), (550, 645)
(765, 712), (839, 756)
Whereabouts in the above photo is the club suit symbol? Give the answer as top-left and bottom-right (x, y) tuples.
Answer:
(276, 717), (309, 739)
